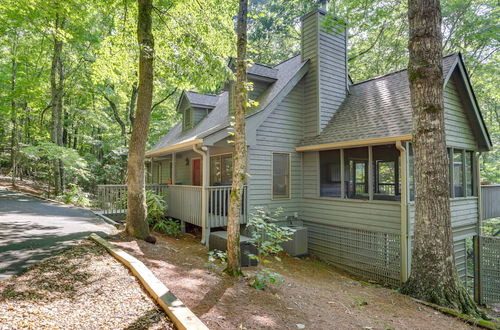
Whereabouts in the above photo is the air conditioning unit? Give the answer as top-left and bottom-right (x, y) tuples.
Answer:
(209, 231), (258, 267)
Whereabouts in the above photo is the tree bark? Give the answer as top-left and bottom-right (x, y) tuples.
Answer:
(50, 14), (65, 196)
(402, 0), (481, 317)
(126, 0), (154, 239)
(128, 82), (138, 129)
(224, 0), (248, 277)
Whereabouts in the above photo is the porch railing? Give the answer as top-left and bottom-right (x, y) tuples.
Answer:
(208, 185), (248, 227)
(166, 185), (203, 226)
(96, 184), (169, 215)
(95, 184), (247, 228)
(482, 184), (500, 220)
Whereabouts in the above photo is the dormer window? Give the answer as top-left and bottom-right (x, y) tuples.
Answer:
(176, 91), (219, 132)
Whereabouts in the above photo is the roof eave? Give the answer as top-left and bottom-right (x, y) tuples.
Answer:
(145, 138), (204, 157)
(296, 135), (413, 152)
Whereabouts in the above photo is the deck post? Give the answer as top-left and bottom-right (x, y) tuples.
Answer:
(172, 153), (176, 185)
(193, 145), (210, 246)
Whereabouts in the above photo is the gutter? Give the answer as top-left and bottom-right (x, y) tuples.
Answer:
(146, 139), (203, 157)
(396, 140), (409, 282)
(296, 135), (412, 152)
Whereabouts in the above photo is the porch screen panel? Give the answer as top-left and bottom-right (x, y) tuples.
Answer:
(453, 149), (464, 197)
(465, 151), (474, 196)
(273, 153), (290, 198)
(320, 150), (341, 197)
(221, 155), (233, 184)
(210, 154), (233, 185)
(344, 147), (369, 200)
(372, 145), (400, 201)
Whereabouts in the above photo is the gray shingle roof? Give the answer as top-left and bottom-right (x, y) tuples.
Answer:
(247, 63), (278, 80)
(147, 55), (305, 155)
(300, 53), (459, 146)
(185, 91), (219, 108)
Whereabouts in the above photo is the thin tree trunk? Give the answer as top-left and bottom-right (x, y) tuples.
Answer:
(104, 95), (127, 146)
(10, 33), (18, 187)
(126, 0), (154, 239)
(50, 14), (65, 195)
(402, 0), (481, 317)
(224, 0), (248, 277)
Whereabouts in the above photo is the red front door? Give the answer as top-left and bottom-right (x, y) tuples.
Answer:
(192, 159), (201, 186)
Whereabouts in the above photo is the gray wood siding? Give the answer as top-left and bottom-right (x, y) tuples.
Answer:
(408, 198), (479, 239)
(301, 12), (319, 138)
(444, 78), (477, 150)
(301, 11), (347, 136)
(192, 108), (209, 126)
(301, 151), (401, 233)
(409, 198), (477, 284)
(318, 26), (347, 130)
(454, 239), (468, 283)
(249, 80), (268, 103)
(247, 81), (305, 217)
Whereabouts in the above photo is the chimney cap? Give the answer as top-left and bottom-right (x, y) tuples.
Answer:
(300, 7), (328, 21)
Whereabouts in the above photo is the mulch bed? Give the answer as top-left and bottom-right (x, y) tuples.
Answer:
(109, 231), (485, 330)
(0, 241), (173, 329)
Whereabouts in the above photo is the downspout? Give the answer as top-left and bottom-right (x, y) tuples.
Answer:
(476, 152), (482, 235)
(193, 144), (209, 245)
(396, 140), (409, 283)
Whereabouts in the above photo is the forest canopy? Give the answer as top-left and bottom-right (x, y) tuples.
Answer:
(0, 0), (498, 195)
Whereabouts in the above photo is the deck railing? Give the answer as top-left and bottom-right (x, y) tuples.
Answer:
(208, 185), (247, 227)
(481, 184), (500, 220)
(96, 184), (169, 215)
(95, 184), (247, 228)
(166, 185), (203, 226)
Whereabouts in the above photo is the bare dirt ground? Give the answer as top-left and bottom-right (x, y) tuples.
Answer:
(0, 175), (46, 197)
(0, 241), (172, 329)
(109, 231), (485, 330)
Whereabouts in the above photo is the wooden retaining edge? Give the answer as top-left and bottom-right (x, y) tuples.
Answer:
(89, 233), (209, 330)
(412, 298), (498, 330)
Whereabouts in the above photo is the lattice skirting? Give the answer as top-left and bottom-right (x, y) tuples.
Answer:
(303, 221), (401, 286)
(479, 236), (500, 304)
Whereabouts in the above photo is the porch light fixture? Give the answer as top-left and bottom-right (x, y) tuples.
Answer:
(185, 158), (189, 166)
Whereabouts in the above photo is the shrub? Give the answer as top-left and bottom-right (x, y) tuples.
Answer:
(153, 218), (182, 236)
(145, 189), (167, 222)
(246, 207), (293, 290)
(61, 183), (91, 207)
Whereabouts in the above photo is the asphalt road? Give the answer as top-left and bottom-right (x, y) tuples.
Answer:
(0, 189), (116, 281)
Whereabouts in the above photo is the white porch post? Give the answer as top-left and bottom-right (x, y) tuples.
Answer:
(172, 153), (176, 185)
(396, 141), (409, 282)
(193, 145), (210, 246)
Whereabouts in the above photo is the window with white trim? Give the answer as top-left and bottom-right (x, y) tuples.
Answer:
(273, 153), (290, 198)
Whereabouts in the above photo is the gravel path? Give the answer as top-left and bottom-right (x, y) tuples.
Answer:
(0, 241), (173, 329)
(0, 189), (116, 280)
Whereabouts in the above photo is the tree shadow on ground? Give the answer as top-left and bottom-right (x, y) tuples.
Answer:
(0, 242), (105, 303)
(123, 308), (171, 330)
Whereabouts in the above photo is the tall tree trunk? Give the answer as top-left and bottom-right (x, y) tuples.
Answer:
(10, 33), (18, 187)
(224, 0), (248, 277)
(128, 82), (138, 129)
(126, 0), (154, 239)
(50, 14), (65, 195)
(402, 0), (481, 317)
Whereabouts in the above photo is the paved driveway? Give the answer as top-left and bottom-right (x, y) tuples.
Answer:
(0, 189), (116, 281)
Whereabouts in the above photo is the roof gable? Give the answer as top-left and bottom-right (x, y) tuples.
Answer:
(299, 53), (492, 151)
